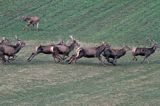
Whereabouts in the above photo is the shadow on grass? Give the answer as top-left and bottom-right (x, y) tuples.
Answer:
(115, 60), (160, 67)
(3, 58), (160, 68)
(5, 60), (56, 66)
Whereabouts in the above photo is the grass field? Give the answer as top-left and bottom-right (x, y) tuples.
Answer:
(0, 0), (160, 105)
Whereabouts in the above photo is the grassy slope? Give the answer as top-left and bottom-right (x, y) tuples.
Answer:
(0, 0), (160, 105)
(0, 0), (160, 44)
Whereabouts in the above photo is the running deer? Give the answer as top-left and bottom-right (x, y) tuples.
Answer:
(102, 46), (130, 65)
(0, 38), (25, 63)
(131, 43), (158, 63)
(27, 40), (65, 62)
(52, 36), (79, 61)
(67, 42), (110, 66)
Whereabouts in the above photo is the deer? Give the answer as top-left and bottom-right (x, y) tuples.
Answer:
(102, 46), (130, 65)
(0, 37), (11, 45)
(52, 36), (79, 61)
(0, 38), (25, 63)
(22, 16), (40, 30)
(67, 42), (111, 66)
(131, 43), (158, 63)
(0, 36), (19, 61)
(27, 40), (65, 62)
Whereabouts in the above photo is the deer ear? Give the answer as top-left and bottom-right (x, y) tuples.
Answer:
(2, 37), (5, 40)
(69, 35), (74, 40)
(15, 35), (18, 40)
(102, 41), (105, 44)
(15, 35), (20, 41)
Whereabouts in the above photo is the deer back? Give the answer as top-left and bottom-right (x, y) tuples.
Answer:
(55, 45), (69, 53)
(0, 45), (16, 55)
(30, 16), (40, 23)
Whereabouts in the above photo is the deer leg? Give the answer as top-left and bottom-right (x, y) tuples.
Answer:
(1, 56), (6, 64)
(68, 50), (84, 64)
(52, 54), (59, 63)
(107, 57), (116, 65)
(112, 58), (117, 66)
(142, 55), (150, 64)
(106, 57), (113, 64)
(36, 22), (39, 30)
(98, 56), (107, 66)
(67, 55), (76, 64)
(23, 22), (31, 31)
(8, 55), (16, 62)
(68, 54), (83, 64)
(52, 54), (62, 63)
(141, 57), (146, 63)
(5, 56), (11, 63)
(27, 52), (38, 62)
(132, 56), (137, 61)
(61, 55), (67, 60)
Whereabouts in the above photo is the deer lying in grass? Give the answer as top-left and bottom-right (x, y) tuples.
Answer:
(52, 36), (79, 61)
(67, 42), (110, 66)
(102, 46), (130, 65)
(131, 43), (158, 63)
(27, 40), (65, 62)
(0, 38), (25, 63)
(22, 16), (40, 30)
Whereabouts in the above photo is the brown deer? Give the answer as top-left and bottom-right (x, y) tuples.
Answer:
(22, 16), (40, 30)
(52, 36), (79, 61)
(27, 40), (65, 62)
(67, 42), (110, 66)
(0, 38), (25, 63)
(102, 46), (130, 65)
(131, 43), (158, 63)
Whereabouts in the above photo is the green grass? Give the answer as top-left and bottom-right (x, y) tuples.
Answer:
(0, 0), (160, 105)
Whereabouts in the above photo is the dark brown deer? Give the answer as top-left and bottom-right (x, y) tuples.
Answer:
(27, 40), (65, 62)
(67, 42), (110, 66)
(131, 43), (158, 63)
(22, 16), (40, 30)
(0, 38), (25, 63)
(52, 36), (79, 61)
(102, 46), (130, 65)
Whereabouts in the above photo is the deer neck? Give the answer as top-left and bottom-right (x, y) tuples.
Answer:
(14, 44), (22, 54)
(68, 42), (75, 52)
(97, 45), (106, 53)
(119, 48), (126, 56)
(151, 46), (157, 52)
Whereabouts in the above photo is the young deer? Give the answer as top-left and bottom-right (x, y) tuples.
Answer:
(131, 43), (158, 63)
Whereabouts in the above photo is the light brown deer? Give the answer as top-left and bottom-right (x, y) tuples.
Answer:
(22, 16), (40, 30)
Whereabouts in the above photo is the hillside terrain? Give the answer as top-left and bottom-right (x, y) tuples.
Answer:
(0, 0), (160, 44)
(0, 0), (160, 106)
